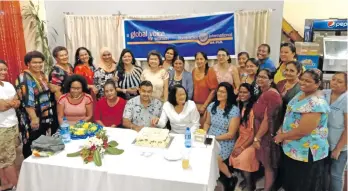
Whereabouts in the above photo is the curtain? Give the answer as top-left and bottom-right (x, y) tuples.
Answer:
(64, 15), (120, 68)
(0, 1), (27, 83)
(235, 9), (272, 59)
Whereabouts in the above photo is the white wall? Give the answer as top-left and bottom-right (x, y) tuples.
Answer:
(283, 0), (348, 36)
(44, 0), (284, 63)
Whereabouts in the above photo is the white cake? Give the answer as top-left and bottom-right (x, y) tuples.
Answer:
(135, 127), (170, 148)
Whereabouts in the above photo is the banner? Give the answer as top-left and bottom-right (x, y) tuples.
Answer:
(123, 13), (235, 58)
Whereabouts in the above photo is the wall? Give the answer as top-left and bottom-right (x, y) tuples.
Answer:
(283, 0), (348, 36)
(44, 1), (284, 63)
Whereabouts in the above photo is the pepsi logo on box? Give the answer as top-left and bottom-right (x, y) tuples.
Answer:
(313, 19), (348, 30)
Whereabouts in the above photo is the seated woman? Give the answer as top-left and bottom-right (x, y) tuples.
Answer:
(204, 82), (240, 191)
(57, 75), (93, 125)
(152, 85), (200, 134)
(230, 83), (259, 191)
(94, 80), (126, 127)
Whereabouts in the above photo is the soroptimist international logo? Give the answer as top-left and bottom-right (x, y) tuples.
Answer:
(198, 32), (209, 44)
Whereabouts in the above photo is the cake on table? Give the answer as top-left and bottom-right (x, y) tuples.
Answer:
(135, 127), (170, 148)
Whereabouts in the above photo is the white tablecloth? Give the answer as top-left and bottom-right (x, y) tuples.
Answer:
(17, 128), (220, 191)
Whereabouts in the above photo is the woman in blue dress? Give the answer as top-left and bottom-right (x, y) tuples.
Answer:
(203, 82), (240, 191)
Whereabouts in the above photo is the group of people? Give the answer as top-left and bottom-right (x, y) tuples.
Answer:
(0, 42), (346, 191)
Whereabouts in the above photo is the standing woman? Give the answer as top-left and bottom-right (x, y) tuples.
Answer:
(116, 49), (142, 100)
(274, 42), (297, 84)
(237, 52), (249, 79)
(16, 51), (55, 158)
(49, 46), (73, 101)
(276, 61), (302, 119)
(49, 46), (73, 134)
(168, 55), (193, 100)
(323, 72), (347, 191)
(73, 47), (98, 95)
(243, 58), (260, 98)
(141, 50), (169, 102)
(257, 44), (276, 72)
(162, 46), (178, 72)
(94, 47), (118, 100)
(214, 48), (240, 90)
(0, 60), (20, 190)
(192, 51), (219, 126)
(230, 83), (259, 191)
(203, 82), (240, 190)
(252, 69), (282, 191)
(274, 69), (330, 191)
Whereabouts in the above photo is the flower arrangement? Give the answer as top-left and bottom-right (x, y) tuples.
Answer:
(67, 130), (124, 166)
(70, 121), (103, 139)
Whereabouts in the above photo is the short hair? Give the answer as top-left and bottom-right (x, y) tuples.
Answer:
(217, 48), (232, 63)
(237, 52), (250, 59)
(0, 59), (7, 67)
(302, 68), (323, 84)
(258, 43), (271, 54)
(103, 79), (117, 89)
(63, 74), (90, 94)
(139, 80), (153, 88)
(147, 50), (163, 66)
(52, 46), (68, 58)
(286, 61), (303, 74)
(168, 84), (188, 106)
(24, 51), (45, 66)
(333, 72), (347, 85)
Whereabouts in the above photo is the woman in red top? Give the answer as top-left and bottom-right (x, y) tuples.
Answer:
(73, 47), (98, 95)
(94, 80), (126, 127)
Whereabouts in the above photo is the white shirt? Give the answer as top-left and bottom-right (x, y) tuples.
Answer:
(0, 81), (18, 127)
(157, 100), (200, 134)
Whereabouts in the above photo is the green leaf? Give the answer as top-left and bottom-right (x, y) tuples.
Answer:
(108, 141), (118, 147)
(29, 1), (35, 8)
(106, 147), (124, 155)
(67, 150), (81, 157)
(93, 151), (102, 167)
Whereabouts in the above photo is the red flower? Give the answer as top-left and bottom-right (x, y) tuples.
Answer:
(90, 145), (96, 151)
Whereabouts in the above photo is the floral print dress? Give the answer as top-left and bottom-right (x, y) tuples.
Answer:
(282, 92), (330, 162)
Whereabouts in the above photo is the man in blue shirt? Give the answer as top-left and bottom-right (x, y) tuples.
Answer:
(257, 44), (276, 72)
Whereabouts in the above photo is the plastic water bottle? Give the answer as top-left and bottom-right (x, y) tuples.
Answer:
(60, 117), (71, 143)
(182, 127), (191, 169)
(184, 127), (192, 148)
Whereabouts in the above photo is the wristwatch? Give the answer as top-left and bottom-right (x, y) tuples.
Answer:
(254, 137), (260, 142)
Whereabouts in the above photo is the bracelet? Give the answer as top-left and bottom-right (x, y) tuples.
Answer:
(241, 146), (245, 150)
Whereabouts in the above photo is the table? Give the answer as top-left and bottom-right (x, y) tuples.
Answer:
(17, 128), (220, 191)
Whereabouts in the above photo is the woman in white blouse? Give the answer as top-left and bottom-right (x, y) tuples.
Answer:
(152, 85), (200, 134)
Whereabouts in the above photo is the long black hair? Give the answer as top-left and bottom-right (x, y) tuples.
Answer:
(238, 83), (257, 125)
(211, 82), (237, 118)
(116, 49), (137, 81)
(74, 47), (94, 71)
(194, 51), (209, 75)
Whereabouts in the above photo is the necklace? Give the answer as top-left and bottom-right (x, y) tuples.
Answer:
(174, 71), (183, 80)
(70, 93), (83, 100)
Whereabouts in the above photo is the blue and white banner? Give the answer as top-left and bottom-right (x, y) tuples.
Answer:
(123, 13), (235, 59)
